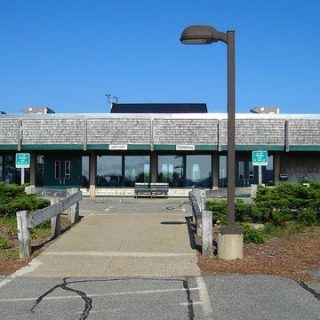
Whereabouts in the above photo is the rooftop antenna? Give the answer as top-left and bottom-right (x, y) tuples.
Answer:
(105, 93), (119, 111)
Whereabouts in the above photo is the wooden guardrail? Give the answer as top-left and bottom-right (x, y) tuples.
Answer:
(189, 188), (213, 255)
(16, 188), (82, 259)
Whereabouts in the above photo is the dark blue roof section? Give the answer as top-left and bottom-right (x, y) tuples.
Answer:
(110, 103), (207, 113)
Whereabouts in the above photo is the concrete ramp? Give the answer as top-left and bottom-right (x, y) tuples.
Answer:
(19, 205), (200, 277)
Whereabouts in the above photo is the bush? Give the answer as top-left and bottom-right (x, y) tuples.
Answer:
(206, 182), (320, 230)
(297, 208), (317, 226)
(255, 183), (320, 225)
(206, 199), (255, 224)
(242, 224), (265, 244)
(206, 200), (227, 224)
(235, 200), (254, 222)
(0, 183), (49, 217)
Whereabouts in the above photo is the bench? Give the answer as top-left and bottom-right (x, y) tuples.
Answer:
(150, 183), (168, 198)
(134, 183), (169, 198)
(134, 183), (151, 198)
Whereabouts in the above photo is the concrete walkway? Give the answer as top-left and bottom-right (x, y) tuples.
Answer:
(19, 198), (200, 278)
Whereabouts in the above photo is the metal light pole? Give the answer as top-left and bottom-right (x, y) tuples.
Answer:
(180, 25), (241, 235)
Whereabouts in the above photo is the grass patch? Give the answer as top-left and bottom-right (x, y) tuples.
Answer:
(0, 216), (17, 237)
(0, 237), (12, 249)
(30, 221), (51, 240)
(242, 224), (265, 244)
(1, 249), (19, 259)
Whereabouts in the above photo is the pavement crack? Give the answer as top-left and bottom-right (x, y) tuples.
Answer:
(298, 281), (320, 301)
(31, 277), (93, 320)
(183, 278), (195, 320)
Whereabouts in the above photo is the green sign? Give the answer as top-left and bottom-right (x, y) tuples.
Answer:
(252, 150), (268, 166)
(15, 153), (31, 168)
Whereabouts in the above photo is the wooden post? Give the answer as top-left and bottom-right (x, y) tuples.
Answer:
(50, 198), (61, 237)
(192, 189), (202, 236)
(16, 210), (31, 259)
(67, 188), (79, 223)
(199, 189), (206, 212)
(202, 209), (213, 255)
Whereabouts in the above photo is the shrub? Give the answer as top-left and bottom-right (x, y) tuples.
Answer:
(297, 208), (317, 226)
(255, 183), (320, 225)
(206, 181), (320, 229)
(0, 183), (49, 217)
(242, 224), (265, 244)
(271, 208), (293, 226)
(206, 200), (227, 224)
(207, 199), (255, 224)
(235, 200), (254, 222)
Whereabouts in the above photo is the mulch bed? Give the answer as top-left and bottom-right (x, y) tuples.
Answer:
(198, 228), (320, 282)
(0, 216), (71, 276)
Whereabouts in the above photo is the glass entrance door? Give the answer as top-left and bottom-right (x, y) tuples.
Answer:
(236, 156), (258, 187)
(44, 154), (81, 188)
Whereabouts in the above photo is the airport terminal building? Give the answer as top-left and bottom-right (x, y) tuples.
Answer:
(0, 104), (319, 197)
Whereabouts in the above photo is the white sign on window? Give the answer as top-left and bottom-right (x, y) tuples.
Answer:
(176, 145), (195, 151)
(109, 144), (128, 150)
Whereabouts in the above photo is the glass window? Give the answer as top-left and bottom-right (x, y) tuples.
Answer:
(263, 155), (275, 185)
(3, 154), (26, 184)
(64, 161), (71, 180)
(158, 155), (184, 187)
(266, 155), (274, 171)
(124, 156), (150, 187)
(248, 161), (254, 180)
(238, 161), (245, 180)
(36, 155), (44, 186)
(81, 156), (89, 188)
(219, 155), (227, 187)
(97, 155), (122, 187)
(54, 160), (61, 180)
(186, 155), (212, 187)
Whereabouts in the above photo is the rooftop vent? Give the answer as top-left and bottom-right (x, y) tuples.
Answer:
(22, 107), (55, 114)
(250, 106), (279, 114)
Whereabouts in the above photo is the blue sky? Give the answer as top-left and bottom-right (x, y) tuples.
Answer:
(0, 0), (319, 114)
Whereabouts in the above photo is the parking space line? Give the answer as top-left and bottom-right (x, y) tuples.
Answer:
(0, 287), (200, 303)
(196, 276), (213, 319)
(44, 251), (196, 257)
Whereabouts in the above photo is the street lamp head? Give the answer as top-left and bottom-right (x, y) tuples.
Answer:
(180, 25), (227, 45)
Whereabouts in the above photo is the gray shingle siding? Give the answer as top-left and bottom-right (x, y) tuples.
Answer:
(21, 119), (84, 144)
(288, 120), (320, 145)
(220, 119), (286, 145)
(153, 119), (218, 144)
(87, 119), (151, 144)
(0, 119), (20, 144)
(0, 116), (319, 148)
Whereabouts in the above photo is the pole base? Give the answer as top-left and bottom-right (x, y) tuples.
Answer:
(218, 232), (243, 260)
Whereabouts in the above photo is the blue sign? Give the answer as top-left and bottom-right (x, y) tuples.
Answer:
(15, 153), (31, 168)
(252, 151), (268, 166)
